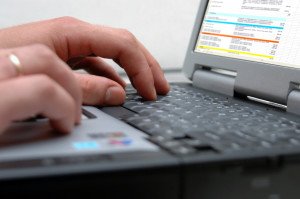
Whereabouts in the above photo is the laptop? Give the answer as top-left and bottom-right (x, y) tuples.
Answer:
(1, 0), (300, 198)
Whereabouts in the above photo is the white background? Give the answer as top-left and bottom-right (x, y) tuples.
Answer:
(0, 0), (201, 72)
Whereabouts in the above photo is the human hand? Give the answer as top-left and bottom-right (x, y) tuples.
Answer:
(0, 17), (170, 134)
(0, 17), (170, 103)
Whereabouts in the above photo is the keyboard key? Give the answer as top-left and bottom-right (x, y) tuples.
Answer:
(169, 146), (196, 155)
(162, 140), (182, 148)
(182, 138), (209, 148)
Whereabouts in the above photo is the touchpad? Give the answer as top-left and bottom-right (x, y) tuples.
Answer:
(0, 107), (159, 162)
(0, 109), (96, 147)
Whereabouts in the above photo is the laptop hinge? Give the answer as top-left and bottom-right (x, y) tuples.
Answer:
(287, 90), (300, 116)
(192, 69), (236, 97)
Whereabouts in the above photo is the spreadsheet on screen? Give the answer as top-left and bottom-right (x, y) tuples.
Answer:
(195, 0), (300, 69)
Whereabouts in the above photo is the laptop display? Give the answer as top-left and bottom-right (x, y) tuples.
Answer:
(195, 0), (300, 69)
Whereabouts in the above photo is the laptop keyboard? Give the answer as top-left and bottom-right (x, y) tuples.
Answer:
(116, 84), (300, 155)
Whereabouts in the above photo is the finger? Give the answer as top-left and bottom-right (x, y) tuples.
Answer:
(0, 75), (76, 134)
(79, 26), (156, 100)
(0, 44), (82, 123)
(71, 57), (127, 88)
(0, 56), (19, 79)
(0, 17), (161, 100)
(74, 73), (125, 106)
(137, 41), (170, 95)
(49, 18), (157, 100)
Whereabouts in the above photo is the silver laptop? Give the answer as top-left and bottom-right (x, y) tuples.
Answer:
(1, 1), (300, 198)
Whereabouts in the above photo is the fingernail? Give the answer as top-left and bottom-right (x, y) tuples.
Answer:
(65, 123), (74, 134)
(50, 119), (74, 135)
(76, 109), (82, 124)
(120, 78), (127, 88)
(105, 86), (125, 105)
(151, 86), (157, 100)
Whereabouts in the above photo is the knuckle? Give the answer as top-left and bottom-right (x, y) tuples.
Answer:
(80, 75), (107, 103)
(118, 29), (138, 48)
(33, 75), (76, 114)
(35, 45), (55, 59)
(51, 16), (87, 32)
(52, 61), (72, 78)
(81, 76), (98, 93)
(33, 75), (58, 97)
(29, 75), (76, 121)
(34, 44), (56, 72)
(148, 58), (160, 68)
(30, 43), (52, 54)
(60, 93), (76, 116)
(53, 16), (82, 26)
(31, 44), (55, 62)
(30, 44), (61, 73)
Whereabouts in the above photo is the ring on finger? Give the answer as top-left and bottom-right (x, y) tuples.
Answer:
(8, 54), (23, 76)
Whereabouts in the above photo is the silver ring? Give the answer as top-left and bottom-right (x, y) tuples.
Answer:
(8, 54), (23, 76)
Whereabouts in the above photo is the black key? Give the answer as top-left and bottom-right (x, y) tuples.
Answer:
(290, 138), (300, 145)
(125, 94), (142, 101)
(131, 106), (155, 113)
(161, 140), (182, 148)
(125, 89), (137, 95)
(123, 101), (141, 109)
(214, 142), (242, 152)
(186, 130), (218, 140)
(182, 138), (208, 148)
(163, 129), (187, 139)
(150, 135), (172, 143)
(139, 109), (157, 116)
(169, 146), (196, 155)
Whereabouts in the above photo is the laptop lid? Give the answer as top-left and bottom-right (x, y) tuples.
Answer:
(183, 0), (300, 107)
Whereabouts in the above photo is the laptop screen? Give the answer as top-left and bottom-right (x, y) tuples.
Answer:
(195, 0), (300, 69)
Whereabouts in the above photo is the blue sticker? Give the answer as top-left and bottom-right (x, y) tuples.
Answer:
(122, 138), (132, 145)
(73, 141), (99, 150)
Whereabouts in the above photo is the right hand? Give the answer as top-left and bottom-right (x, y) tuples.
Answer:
(0, 17), (170, 135)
